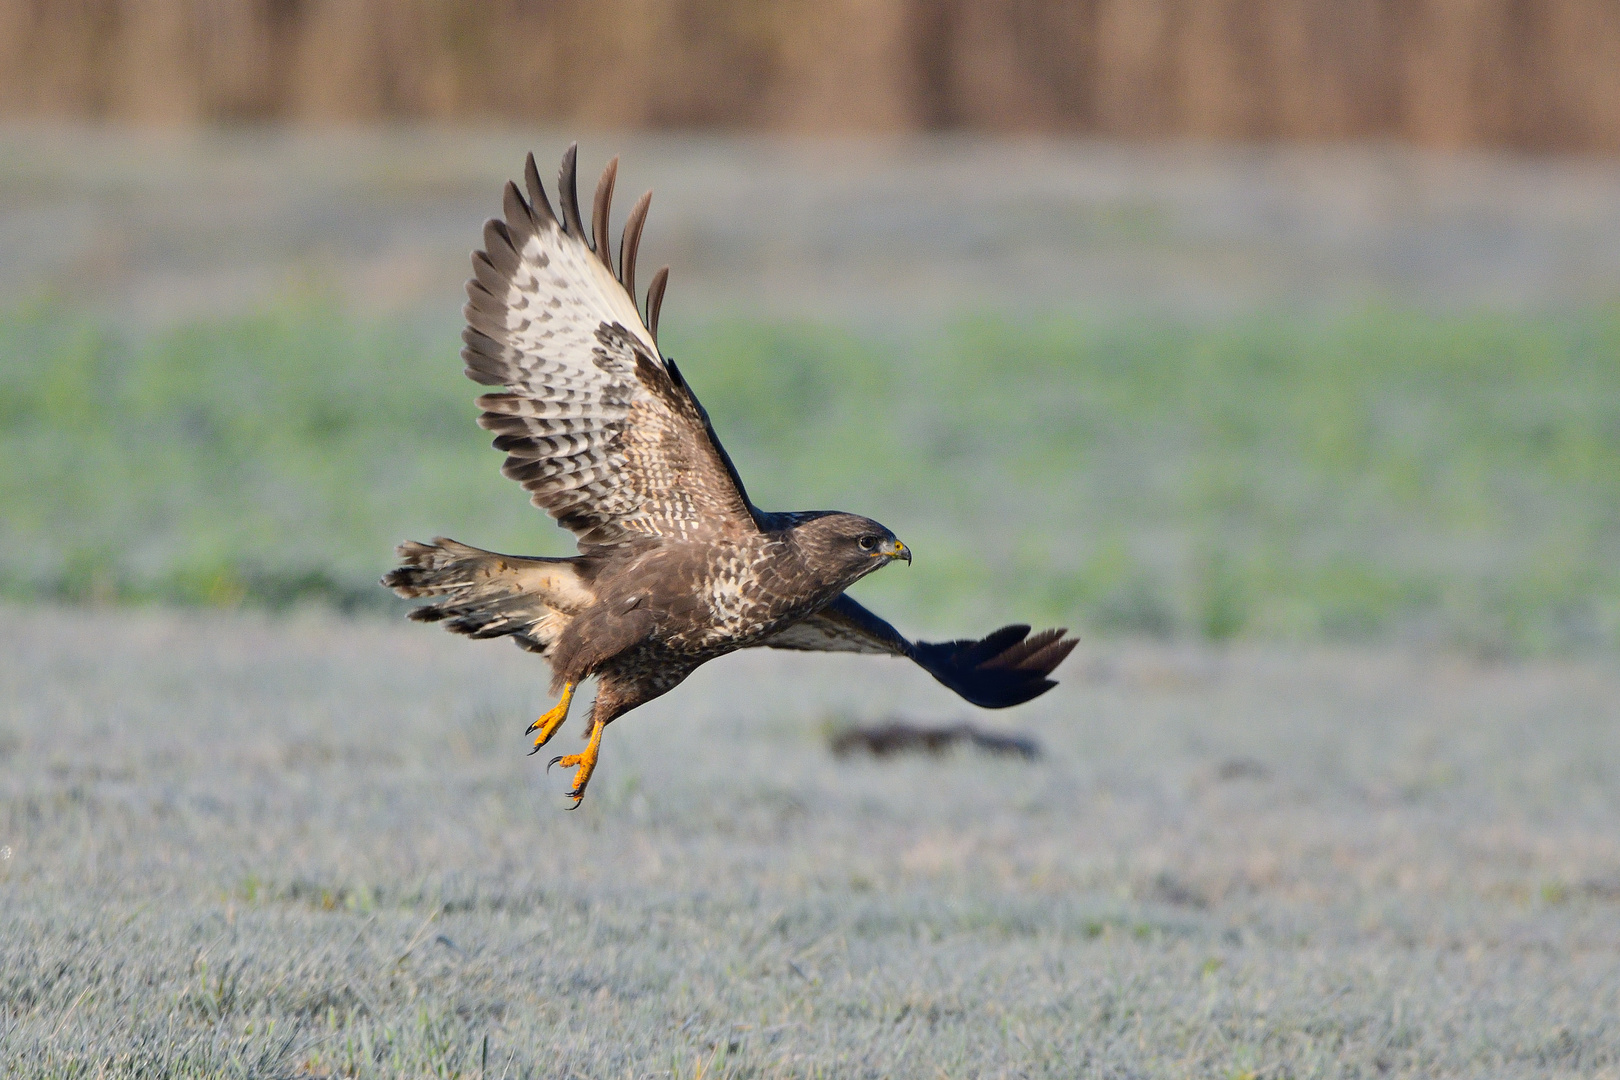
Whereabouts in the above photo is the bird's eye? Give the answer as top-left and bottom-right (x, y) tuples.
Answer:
(858, 535), (879, 551)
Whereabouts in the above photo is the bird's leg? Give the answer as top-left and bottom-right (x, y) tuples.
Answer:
(548, 718), (604, 808)
(526, 681), (575, 754)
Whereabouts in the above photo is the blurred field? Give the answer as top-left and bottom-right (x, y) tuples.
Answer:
(4, 299), (1620, 655)
(5, 129), (1620, 654)
(2, 606), (1618, 1076)
(10, 129), (1620, 321)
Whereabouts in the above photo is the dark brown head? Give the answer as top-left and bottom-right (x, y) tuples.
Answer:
(787, 512), (910, 591)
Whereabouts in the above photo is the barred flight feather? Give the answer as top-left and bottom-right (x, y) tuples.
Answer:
(460, 144), (756, 547)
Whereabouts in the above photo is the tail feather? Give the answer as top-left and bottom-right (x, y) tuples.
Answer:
(383, 537), (591, 656)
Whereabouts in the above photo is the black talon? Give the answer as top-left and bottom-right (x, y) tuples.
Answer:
(528, 743), (543, 756)
(547, 755), (564, 772)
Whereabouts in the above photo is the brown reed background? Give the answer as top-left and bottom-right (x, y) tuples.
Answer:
(2, 0), (1619, 150)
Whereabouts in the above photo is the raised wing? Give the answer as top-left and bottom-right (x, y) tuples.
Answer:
(759, 595), (1078, 709)
(462, 146), (757, 547)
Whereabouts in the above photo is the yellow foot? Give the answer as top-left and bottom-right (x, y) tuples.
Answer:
(526, 682), (575, 754)
(547, 719), (604, 808)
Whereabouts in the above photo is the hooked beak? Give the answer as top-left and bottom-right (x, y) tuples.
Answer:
(879, 538), (911, 565)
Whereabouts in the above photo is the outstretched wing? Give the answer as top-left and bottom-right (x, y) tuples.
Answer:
(758, 594), (1079, 709)
(462, 145), (757, 547)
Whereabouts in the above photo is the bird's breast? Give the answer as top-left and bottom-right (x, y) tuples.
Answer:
(667, 538), (818, 650)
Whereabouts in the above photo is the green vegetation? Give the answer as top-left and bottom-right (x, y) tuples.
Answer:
(3, 300), (1618, 653)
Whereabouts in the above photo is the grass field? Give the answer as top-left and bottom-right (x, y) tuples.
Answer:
(2, 606), (1618, 1077)
(3, 301), (1619, 655)
(5, 130), (1620, 1076)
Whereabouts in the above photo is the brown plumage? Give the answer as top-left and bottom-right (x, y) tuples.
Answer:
(384, 145), (1077, 806)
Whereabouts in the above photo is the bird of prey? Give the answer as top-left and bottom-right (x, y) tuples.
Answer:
(384, 145), (1077, 806)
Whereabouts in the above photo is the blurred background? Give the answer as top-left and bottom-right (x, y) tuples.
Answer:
(3, 0), (1619, 655)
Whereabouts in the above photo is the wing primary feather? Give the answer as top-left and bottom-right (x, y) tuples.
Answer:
(482, 218), (520, 277)
(470, 250), (506, 296)
(957, 625), (1030, 668)
(523, 152), (557, 226)
(592, 156), (618, 271)
(558, 143), (586, 243)
(620, 190), (652, 299)
(501, 182), (534, 239)
(646, 266), (669, 345)
(982, 627), (1068, 670)
(1021, 634), (1079, 672)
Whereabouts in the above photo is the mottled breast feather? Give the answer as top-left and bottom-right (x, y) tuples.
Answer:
(460, 146), (758, 548)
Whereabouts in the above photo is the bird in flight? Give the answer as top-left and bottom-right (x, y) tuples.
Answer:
(385, 145), (1076, 806)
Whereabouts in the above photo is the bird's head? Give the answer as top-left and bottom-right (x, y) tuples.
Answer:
(789, 512), (910, 589)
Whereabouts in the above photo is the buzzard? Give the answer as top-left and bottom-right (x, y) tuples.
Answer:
(384, 146), (1077, 806)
